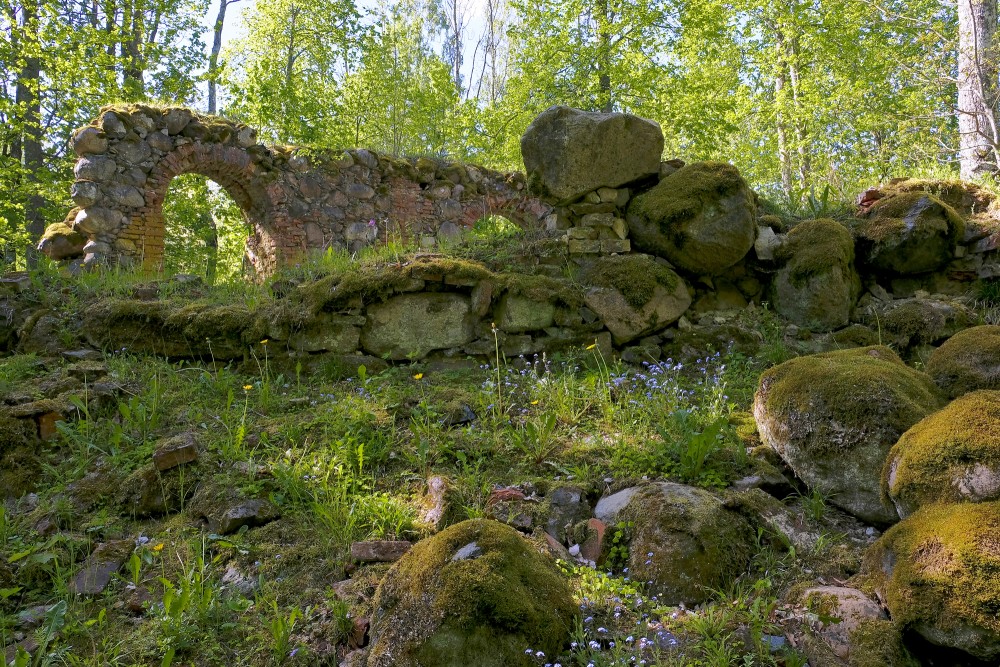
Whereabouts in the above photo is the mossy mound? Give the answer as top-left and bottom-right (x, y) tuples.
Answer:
(366, 519), (577, 667)
(0, 413), (42, 499)
(861, 501), (1000, 660)
(38, 220), (86, 261)
(926, 325), (1000, 398)
(594, 482), (757, 605)
(855, 192), (964, 275)
(754, 346), (945, 524)
(82, 298), (257, 359)
(626, 161), (756, 275)
(861, 298), (976, 356)
(884, 390), (1000, 517)
(771, 219), (860, 332)
(578, 254), (681, 310)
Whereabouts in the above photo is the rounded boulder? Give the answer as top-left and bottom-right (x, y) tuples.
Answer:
(593, 482), (756, 605)
(520, 105), (664, 203)
(855, 192), (964, 275)
(926, 325), (1000, 398)
(626, 162), (756, 275)
(771, 219), (860, 332)
(862, 501), (1000, 661)
(884, 390), (1000, 517)
(754, 346), (945, 524)
(366, 519), (578, 667)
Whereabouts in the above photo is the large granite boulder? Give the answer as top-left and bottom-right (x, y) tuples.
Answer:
(884, 390), (1000, 518)
(797, 586), (910, 667)
(862, 501), (1000, 661)
(855, 192), (964, 275)
(578, 254), (691, 344)
(360, 293), (474, 360)
(593, 482), (756, 605)
(366, 519), (577, 667)
(626, 162), (756, 275)
(926, 325), (1000, 398)
(754, 346), (945, 524)
(520, 105), (663, 202)
(770, 219), (860, 332)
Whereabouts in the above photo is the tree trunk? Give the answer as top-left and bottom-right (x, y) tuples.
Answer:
(122, 0), (145, 96)
(774, 36), (793, 199)
(208, 0), (233, 114)
(957, 0), (1000, 179)
(15, 0), (45, 266)
(787, 32), (811, 189)
(596, 0), (612, 112)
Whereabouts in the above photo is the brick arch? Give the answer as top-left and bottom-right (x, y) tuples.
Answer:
(124, 142), (280, 273)
(64, 105), (552, 277)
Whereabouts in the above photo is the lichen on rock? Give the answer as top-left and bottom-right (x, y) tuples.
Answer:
(854, 192), (964, 275)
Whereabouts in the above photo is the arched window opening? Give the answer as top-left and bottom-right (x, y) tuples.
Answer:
(161, 174), (248, 283)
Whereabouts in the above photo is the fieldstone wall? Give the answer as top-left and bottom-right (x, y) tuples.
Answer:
(62, 105), (551, 274)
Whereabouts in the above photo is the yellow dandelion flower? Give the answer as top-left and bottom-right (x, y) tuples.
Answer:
(586, 343), (597, 350)
(530, 400), (540, 405)
(413, 373), (424, 380)
(151, 543), (164, 552)
(260, 339), (269, 345)
(243, 384), (253, 391)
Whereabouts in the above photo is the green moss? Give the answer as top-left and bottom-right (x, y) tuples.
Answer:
(880, 178), (994, 217)
(861, 501), (1000, 652)
(633, 161), (748, 231)
(759, 346), (945, 456)
(368, 519), (577, 667)
(858, 192), (965, 244)
(926, 325), (1000, 398)
(578, 254), (681, 309)
(846, 618), (918, 667)
(498, 273), (582, 309)
(777, 219), (854, 284)
(832, 324), (881, 349)
(884, 390), (1000, 512)
(41, 221), (83, 243)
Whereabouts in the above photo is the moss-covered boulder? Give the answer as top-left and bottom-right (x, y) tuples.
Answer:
(926, 325), (1000, 398)
(861, 501), (1000, 661)
(593, 482), (756, 605)
(578, 254), (691, 344)
(855, 193), (964, 275)
(520, 105), (664, 202)
(0, 412), (41, 499)
(771, 219), (860, 332)
(884, 390), (1000, 517)
(366, 519), (577, 667)
(37, 220), (86, 261)
(754, 346), (945, 524)
(626, 162), (757, 275)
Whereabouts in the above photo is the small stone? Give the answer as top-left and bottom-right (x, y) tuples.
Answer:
(74, 207), (121, 235)
(568, 544), (581, 556)
(0, 273), (31, 294)
(74, 156), (116, 181)
(451, 541), (483, 561)
(163, 108), (193, 135)
(69, 540), (133, 595)
(600, 239), (631, 254)
(568, 239), (601, 254)
(596, 187), (619, 203)
(347, 183), (375, 199)
(152, 433), (199, 471)
(754, 226), (781, 260)
(208, 499), (279, 535)
(350, 540), (412, 562)
(579, 518), (606, 563)
(37, 412), (63, 441)
(488, 487), (526, 505)
(70, 180), (100, 208)
(236, 126), (256, 148)
(580, 212), (616, 227)
(146, 131), (172, 153)
(567, 226), (598, 240)
(349, 617), (370, 650)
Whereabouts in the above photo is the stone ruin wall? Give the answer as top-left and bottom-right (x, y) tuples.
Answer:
(63, 104), (553, 274)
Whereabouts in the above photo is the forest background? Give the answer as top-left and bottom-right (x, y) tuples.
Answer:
(0, 0), (996, 277)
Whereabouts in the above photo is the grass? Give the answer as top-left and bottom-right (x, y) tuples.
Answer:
(0, 237), (913, 667)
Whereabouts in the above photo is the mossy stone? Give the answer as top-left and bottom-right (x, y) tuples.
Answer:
(366, 519), (578, 667)
(861, 501), (1000, 661)
(626, 161), (756, 275)
(884, 390), (1000, 517)
(771, 219), (860, 332)
(38, 221), (86, 261)
(595, 482), (757, 605)
(926, 325), (1000, 398)
(855, 192), (964, 275)
(754, 346), (945, 524)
